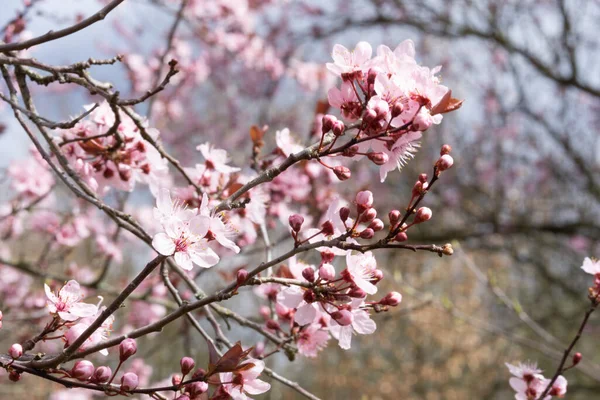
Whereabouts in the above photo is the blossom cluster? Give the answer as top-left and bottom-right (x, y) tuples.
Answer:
(506, 362), (567, 400)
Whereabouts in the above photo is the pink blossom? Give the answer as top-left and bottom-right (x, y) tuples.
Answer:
(64, 306), (114, 356)
(329, 300), (376, 350)
(7, 154), (54, 200)
(326, 41), (372, 76)
(297, 323), (329, 358)
(199, 193), (240, 253)
(275, 128), (303, 157)
(345, 251), (378, 295)
(197, 142), (240, 175)
(371, 132), (421, 182)
(45, 280), (98, 322)
(220, 359), (271, 399)
(581, 257), (600, 275)
(327, 82), (361, 120)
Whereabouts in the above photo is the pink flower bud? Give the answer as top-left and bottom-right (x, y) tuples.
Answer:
(175, 395), (190, 400)
(419, 173), (428, 183)
(333, 165), (351, 181)
(302, 267), (315, 282)
(412, 109), (433, 131)
(120, 372), (139, 391)
(266, 319), (281, 331)
(331, 310), (353, 326)
(394, 232), (408, 242)
(343, 145), (359, 157)
(288, 214), (304, 232)
(388, 210), (401, 225)
(321, 250), (335, 264)
(93, 366), (112, 383)
(119, 338), (137, 362)
(391, 100), (404, 118)
(367, 152), (389, 166)
(275, 303), (291, 320)
(412, 180), (428, 197)
(252, 341), (265, 358)
(172, 374), (182, 386)
(191, 368), (206, 380)
(180, 357), (196, 375)
(360, 228), (374, 239)
(381, 291), (403, 306)
(414, 207), (432, 224)
(8, 371), (21, 382)
(371, 269), (384, 283)
(321, 220), (334, 236)
(339, 206), (350, 222)
(368, 218), (384, 232)
(363, 109), (377, 124)
(236, 269), (249, 286)
(71, 360), (95, 382)
(436, 154), (454, 172)
(360, 208), (377, 223)
(303, 290), (316, 303)
(573, 352), (582, 366)
(319, 263), (336, 281)
(440, 144), (452, 155)
(9, 343), (22, 359)
(355, 190), (373, 213)
(332, 120), (345, 136)
(321, 114), (337, 133)
(188, 381), (209, 397)
(348, 286), (367, 298)
(259, 306), (270, 320)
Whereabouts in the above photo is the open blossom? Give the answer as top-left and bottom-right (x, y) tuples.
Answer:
(581, 257), (600, 275)
(45, 280), (98, 322)
(64, 306), (114, 356)
(197, 142), (240, 175)
(275, 128), (303, 157)
(297, 323), (329, 358)
(199, 193), (240, 253)
(345, 251), (378, 295)
(7, 154), (54, 200)
(505, 362), (566, 400)
(371, 132), (421, 182)
(152, 217), (219, 270)
(326, 41), (372, 76)
(329, 299), (376, 350)
(220, 359), (271, 400)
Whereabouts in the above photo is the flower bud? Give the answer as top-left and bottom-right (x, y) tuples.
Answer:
(442, 243), (454, 256)
(175, 395), (190, 400)
(394, 232), (408, 242)
(371, 269), (384, 283)
(348, 286), (366, 298)
(8, 371), (21, 382)
(302, 267), (315, 283)
(191, 368), (206, 380)
(321, 114), (337, 133)
(359, 228), (374, 239)
(188, 381), (209, 397)
(236, 269), (249, 286)
(321, 220), (335, 236)
(343, 145), (359, 158)
(368, 218), (384, 232)
(573, 352), (582, 366)
(391, 100), (404, 118)
(363, 109), (377, 124)
(360, 208), (377, 223)
(440, 144), (452, 155)
(331, 310), (353, 326)
(253, 341), (265, 358)
(9, 343), (22, 359)
(388, 210), (401, 226)
(303, 290), (316, 303)
(339, 207), (350, 222)
(120, 372), (139, 391)
(172, 374), (182, 386)
(71, 360), (95, 382)
(381, 291), (403, 306)
(436, 154), (454, 172)
(319, 263), (336, 281)
(180, 357), (195, 376)
(367, 152), (389, 166)
(355, 190), (373, 213)
(259, 305), (270, 320)
(288, 214), (304, 232)
(332, 120), (345, 137)
(418, 173), (428, 183)
(93, 366), (112, 383)
(414, 207), (432, 224)
(119, 338), (137, 362)
(266, 319), (281, 331)
(412, 109), (433, 131)
(333, 165), (351, 181)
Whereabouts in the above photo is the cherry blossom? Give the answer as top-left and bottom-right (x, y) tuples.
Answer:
(275, 128), (303, 157)
(326, 41), (373, 76)
(297, 323), (329, 358)
(44, 280), (98, 322)
(220, 359), (271, 399)
(64, 307), (114, 356)
(581, 257), (600, 275)
(329, 299), (377, 350)
(344, 251), (379, 295)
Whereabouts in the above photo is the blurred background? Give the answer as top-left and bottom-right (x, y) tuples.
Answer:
(1, 0), (599, 399)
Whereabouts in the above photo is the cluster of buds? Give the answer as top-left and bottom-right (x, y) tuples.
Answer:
(172, 359), (208, 399)
(435, 144), (454, 176)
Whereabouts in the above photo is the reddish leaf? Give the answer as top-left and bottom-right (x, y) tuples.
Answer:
(431, 89), (464, 115)
(314, 99), (330, 115)
(207, 342), (254, 376)
(250, 125), (264, 143)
